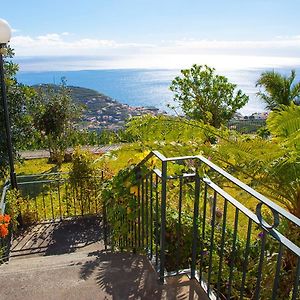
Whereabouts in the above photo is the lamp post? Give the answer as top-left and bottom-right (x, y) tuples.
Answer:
(0, 19), (17, 189)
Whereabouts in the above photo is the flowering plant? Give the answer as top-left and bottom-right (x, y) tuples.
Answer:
(0, 214), (11, 238)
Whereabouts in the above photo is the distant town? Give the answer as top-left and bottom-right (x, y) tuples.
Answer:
(40, 85), (267, 132)
(233, 111), (268, 121)
(35, 85), (165, 132)
(68, 85), (165, 131)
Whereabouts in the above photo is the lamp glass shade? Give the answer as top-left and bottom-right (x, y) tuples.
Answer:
(0, 19), (12, 44)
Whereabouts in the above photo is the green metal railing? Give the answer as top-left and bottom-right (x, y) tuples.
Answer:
(0, 172), (105, 261)
(1, 153), (299, 299)
(108, 151), (300, 300)
(16, 172), (103, 222)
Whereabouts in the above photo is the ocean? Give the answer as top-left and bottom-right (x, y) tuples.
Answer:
(16, 68), (300, 116)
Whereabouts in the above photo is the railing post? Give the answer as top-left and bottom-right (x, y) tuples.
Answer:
(191, 171), (200, 278)
(159, 160), (167, 283)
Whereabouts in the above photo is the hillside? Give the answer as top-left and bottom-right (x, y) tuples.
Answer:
(33, 85), (161, 131)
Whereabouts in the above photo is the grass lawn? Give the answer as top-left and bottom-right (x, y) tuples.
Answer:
(11, 157), (102, 222)
(16, 158), (72, 176)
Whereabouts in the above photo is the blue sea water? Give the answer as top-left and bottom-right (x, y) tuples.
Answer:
(16, 68), (300, 116)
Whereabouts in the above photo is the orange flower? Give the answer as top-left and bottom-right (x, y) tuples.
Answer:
(3, 214), (10, 223)
(0, 224), (8, 238)
(0, 214), (10, 238)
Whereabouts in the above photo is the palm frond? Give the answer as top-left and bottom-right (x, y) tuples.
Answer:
(256, 70), (300, 109)
(267, 103), (300, 138)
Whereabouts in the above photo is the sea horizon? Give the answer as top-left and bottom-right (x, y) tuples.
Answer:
(16, 67), (300, 116)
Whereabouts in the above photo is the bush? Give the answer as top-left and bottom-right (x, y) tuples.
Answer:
(69, 147), (102, 214)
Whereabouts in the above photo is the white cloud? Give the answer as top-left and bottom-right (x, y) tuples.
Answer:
(10, 32), (155, 56)
(10, 32), (300, 71)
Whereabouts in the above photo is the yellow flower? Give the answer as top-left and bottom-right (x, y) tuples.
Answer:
(130, 186), (139, 196)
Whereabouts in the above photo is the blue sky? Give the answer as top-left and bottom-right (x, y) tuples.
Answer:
(1, 0), (300, 71)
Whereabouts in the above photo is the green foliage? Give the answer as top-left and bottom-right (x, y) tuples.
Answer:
(98, 107), (300, 219)
(256, 69), (300, 110)
(121, 114), (228, 160)
(5, 188), (35, 229)
(103, 163), (294, 299)
(170, 65), (249, 127)
(125, 114), (207, 142)
(97, 129), (127, 144)
(69, 147), (98, 182)
(101, 164), (139, 249)
(33, 82), (82, 164)
(4, 189), (20, 230)
(267, 103), (300, 149)
(256, 125), (270, 139)
(0, 47), (36, 178)
(210, 104), (300, 217)
(69, 147), (102, 213)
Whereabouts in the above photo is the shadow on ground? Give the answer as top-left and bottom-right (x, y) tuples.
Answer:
(6, 217), (208, 299)
(80, 251), (208, 299)
(10, 216), (105, 258)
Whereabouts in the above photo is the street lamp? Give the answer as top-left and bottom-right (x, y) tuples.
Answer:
(0, 19), (17, 189)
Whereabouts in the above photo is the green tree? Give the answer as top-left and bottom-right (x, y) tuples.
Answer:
(256, 69), (300, 110)
(211, 104), (300, 217)
(170, 64), (249, 128)
(0, 47), (36, 179)
(33, 83), (82, 164)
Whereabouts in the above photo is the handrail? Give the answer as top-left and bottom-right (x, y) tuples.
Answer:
(134, 151), (300, 228)
(196, 155), (300, 227)
(204, 177), (300, 257)
(113, 150), (300, 298)
(0, 181), (10, 215)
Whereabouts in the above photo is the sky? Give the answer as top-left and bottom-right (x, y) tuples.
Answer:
(1, 0), (300, 71)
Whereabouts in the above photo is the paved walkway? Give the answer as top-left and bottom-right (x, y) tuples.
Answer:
(0, 251), (208, 300)
(19, 144), (122, 160)
(0, 218), (208, 300)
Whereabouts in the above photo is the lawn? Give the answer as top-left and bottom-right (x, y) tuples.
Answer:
(16, 158), (71, 176)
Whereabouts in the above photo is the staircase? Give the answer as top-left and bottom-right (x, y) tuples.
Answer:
(1, 151), (299, 299)
(0, 218), (208, 300)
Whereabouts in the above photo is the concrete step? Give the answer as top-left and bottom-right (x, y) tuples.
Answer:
(0, 251), (209, 300)
(0, 247), (104, 274)
(10, 217), (105, 259)
(1, 217), (208, 299)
